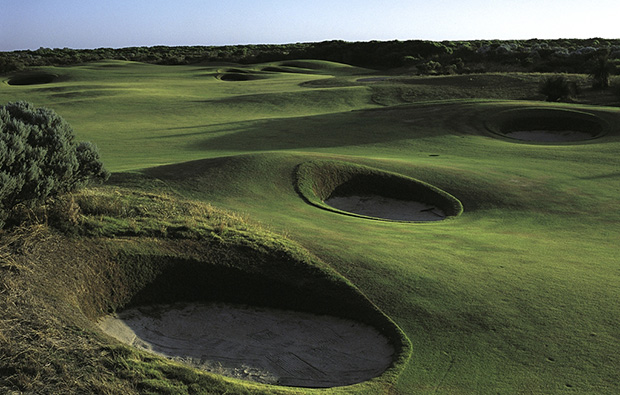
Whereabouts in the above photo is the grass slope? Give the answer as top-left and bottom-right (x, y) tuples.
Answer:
(1, 60), (620, 394)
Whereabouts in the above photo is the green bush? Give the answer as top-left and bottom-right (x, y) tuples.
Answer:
(539, 75), (576, 101)
(590, 51), (615, 89)
(610, 77), (620, 99)
(0, 101), (109, 228)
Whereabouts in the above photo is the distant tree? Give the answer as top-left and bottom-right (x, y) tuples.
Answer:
(0, 101), (109, 228)
(0, 54), (25, 73)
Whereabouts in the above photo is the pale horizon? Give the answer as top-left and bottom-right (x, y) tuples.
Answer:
(1, 0), (619, 52)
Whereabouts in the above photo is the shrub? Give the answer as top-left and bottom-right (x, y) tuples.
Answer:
(611, 77), (620, 100)
(0, 101), (109, 228)
(539, 75), (576, 101)
(590, 51), (615, 89)
(417, 60), (442, 74)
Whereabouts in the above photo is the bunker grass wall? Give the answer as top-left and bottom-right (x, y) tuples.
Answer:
(1, 218), (410, 392)
(485, 107), (609, 137)
(295, 160), (463, 218)
(102, 237), (410, 359)
(0, 231), (281, 394)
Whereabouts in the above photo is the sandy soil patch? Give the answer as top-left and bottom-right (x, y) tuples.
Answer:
(325, 195), (446, 221)
(504, 130), (595, 142)
(98, 302), (394, 388)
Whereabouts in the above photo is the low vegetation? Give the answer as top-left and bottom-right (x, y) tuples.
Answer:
(538, 75), (578, 102)
(2, 38), (620, 77)
(0, 101), (109, 229)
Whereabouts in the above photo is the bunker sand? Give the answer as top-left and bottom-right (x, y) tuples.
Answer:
(325, 195), (446, 221)
(99, 302), (394, 388)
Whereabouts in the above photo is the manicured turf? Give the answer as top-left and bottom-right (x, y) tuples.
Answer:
(2, 60), (619, 393)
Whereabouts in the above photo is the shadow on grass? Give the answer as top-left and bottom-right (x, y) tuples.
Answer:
(181, 106), (460, 152)
(579, 172), (620, 180)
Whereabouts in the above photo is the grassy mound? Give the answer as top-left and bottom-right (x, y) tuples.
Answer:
(281, 61), (326, 70)
(0, 184), (410, 394)
(368, 73), (543, 105)
(485, 107), (608, 142)
(295, 160), (463, 221)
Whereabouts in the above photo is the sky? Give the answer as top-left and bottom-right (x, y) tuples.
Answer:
(1, 0), (619, 51)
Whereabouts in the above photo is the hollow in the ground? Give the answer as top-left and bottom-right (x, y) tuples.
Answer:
(99, 302), (394, 388)
(486, 108), (606, 142)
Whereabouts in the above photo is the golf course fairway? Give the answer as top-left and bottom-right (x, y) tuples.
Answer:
(1, 59), (619, 394)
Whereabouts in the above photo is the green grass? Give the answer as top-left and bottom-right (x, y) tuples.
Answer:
(1, 60), (620, 394)
(1, 60), (376, 170)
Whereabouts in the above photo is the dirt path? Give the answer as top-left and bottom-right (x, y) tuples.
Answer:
(98, 302), (394, 388)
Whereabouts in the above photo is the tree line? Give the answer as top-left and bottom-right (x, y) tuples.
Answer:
(1, 38), (619, 75)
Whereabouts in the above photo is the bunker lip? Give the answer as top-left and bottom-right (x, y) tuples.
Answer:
(295, 160), (463, 223)
(91, 247), (410, 390)
(485, 107), (607, 143)
(99, 302), (395, 388)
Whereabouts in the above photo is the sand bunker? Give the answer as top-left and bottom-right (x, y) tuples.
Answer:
(295, 160), (462, 222)
(486, 107), (606, 143)
(325, 195), (445, 221)
(99, 302), (394, 388)
(8, 72), (57, 85)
